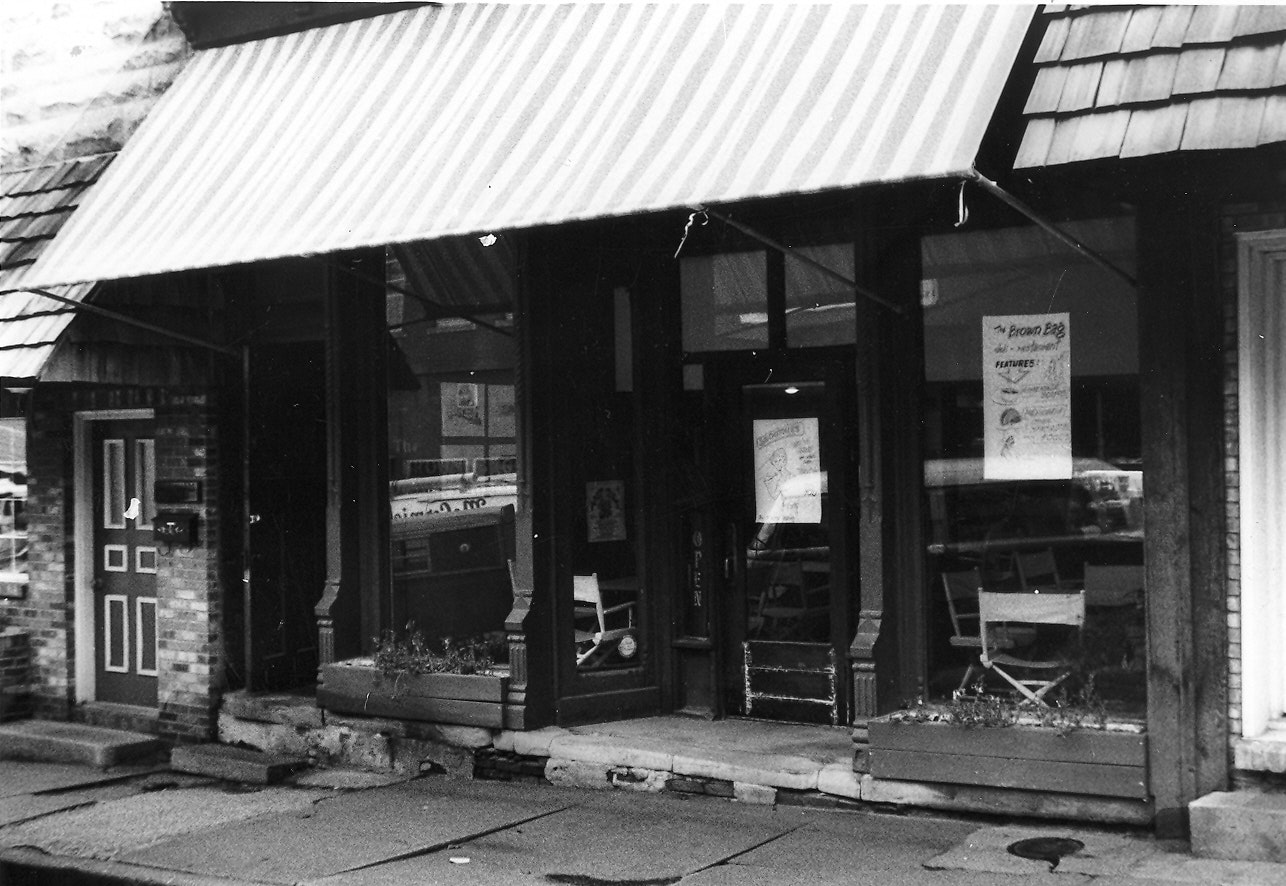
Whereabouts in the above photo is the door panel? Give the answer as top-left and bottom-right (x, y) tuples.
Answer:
(93, 419), (158, 706)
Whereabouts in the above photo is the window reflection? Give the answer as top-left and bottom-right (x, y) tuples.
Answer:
(921, 219), (1145, 718)
(0, 417), (27, 588)
(385, 242), (516, 665)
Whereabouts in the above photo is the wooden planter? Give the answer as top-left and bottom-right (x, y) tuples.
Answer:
(867, 717), (1147, 799)
(317, 660), (509, 729)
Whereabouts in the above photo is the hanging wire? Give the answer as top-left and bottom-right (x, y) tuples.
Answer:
(673, 209), (709, 258)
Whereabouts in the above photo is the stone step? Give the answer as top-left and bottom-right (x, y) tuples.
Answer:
(1190, 791), (1286, 863)
(0, 719), (165, 768)
(170, 743), (307, 784)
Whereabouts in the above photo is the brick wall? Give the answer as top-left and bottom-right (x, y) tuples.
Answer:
(0, 384), (225, 740)
(22, 395), (76, 719)
(1217, 203), (1286, 760)
(155, 392), (224, 741)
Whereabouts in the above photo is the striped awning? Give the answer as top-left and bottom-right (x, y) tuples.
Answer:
(15, 3), (1035, 290)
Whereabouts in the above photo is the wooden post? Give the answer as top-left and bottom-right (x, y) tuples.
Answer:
(1139, 185), (1229, 836)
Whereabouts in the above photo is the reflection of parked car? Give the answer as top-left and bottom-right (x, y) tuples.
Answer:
(924, 457), (1143, 549)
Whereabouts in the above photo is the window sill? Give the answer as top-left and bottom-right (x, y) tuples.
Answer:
(1235, 728), (1286, 774)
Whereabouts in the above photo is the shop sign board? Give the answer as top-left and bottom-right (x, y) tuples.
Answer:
(982, 313), (1072, 480)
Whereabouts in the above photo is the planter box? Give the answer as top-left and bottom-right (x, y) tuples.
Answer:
(868, 717), (1147, 799)
(317, 661), (509, 729)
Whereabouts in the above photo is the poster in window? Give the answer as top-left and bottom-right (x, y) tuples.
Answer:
(587, 480), (626, 543)
(752, 417), (822, 524)
(982, 313), (1072, 480)
(487, 384), (516, 437)
(441, 382), (484, 437)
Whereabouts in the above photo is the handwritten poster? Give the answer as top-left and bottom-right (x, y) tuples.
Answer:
(441, 382), (483, 436)
(586, 480), (626, 542)
(983, 313), (1072, 480)
(752, 417), (821, 524)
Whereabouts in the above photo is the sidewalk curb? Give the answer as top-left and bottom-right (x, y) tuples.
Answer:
(0, 846), (275, 886)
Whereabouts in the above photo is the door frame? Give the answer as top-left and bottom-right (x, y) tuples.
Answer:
(73, 408), (155, 704)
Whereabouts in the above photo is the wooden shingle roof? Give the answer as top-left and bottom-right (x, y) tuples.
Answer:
(1017, 5), (1286, 167)
(0, 154), (112, 380)
(0, 154), (114, 274)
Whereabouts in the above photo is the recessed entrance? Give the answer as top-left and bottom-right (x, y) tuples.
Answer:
(679, 355), (856, 725)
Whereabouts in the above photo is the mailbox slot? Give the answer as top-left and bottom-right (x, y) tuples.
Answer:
(154, 511), (198, 546)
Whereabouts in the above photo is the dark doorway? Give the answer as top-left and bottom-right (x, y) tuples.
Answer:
(245, 342), (327, 689)
(687, 353), (857, 725)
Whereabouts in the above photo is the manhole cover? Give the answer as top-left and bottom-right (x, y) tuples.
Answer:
(1007, 836), (1085, 870)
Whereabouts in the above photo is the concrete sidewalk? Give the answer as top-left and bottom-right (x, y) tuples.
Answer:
(3, 755), (1286, 885)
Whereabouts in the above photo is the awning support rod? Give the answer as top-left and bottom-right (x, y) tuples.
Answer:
(0, 286), (238, 356)
(696, 205), (906, 316)
(965, 169), (1138, 289)
(317, 256), (514, 338)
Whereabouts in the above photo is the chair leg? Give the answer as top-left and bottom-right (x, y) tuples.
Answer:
(985, 664), (1074, 706)
(957, 662), (980, 694)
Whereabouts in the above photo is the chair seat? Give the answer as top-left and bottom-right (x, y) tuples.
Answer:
(987, 651), (1073, 670)
(948, 625), (1036, 650)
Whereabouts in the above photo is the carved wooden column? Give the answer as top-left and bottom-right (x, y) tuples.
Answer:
(315, 273), (346, 666)
(315, 252), (385, 665)
(504, 237), (535, 729)
(850, 288), (885, 725)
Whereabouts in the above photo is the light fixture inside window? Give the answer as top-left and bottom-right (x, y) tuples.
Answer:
(784, 385), (800, 395)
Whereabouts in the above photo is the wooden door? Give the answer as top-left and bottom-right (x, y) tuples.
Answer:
(93, 419), (158, 706)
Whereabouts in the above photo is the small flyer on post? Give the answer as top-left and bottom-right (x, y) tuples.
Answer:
(982, 313), (1072, 481)
(586, 480), (626, 543)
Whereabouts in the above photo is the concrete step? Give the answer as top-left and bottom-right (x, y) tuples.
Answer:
(0, 719), (165, 768)
(1190, 791), (1286, 863)
(170, 743), (307, 784)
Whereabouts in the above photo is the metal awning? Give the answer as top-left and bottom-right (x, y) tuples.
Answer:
(13, 3), (1035, 290)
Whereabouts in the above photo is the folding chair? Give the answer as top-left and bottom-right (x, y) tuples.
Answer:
(941, 569), (1036, 692)
(573, 573), (636, 667)
(978, 590), (1085, 704)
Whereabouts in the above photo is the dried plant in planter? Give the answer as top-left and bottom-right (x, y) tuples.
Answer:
(892, 675), (1108, 736)
(371, 626), (502, 696)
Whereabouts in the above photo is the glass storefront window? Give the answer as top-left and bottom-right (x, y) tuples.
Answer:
(385, 241), (517, 668)
(785, 244), (857, 348)
(0, 417), (27, 590)
(680, 251), (769, 352)
(681, 243), (858, 353)
(920, 217), (1145, 718)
